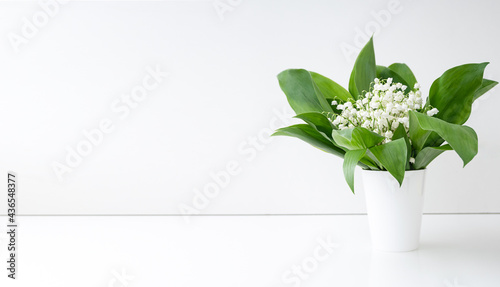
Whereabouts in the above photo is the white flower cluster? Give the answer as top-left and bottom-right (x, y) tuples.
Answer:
(329, 78), (438, 142)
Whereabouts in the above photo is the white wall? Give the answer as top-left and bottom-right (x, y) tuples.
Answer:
(0, 0), (499, 215)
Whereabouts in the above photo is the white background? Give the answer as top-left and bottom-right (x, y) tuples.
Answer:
(2, 215), (500, 286)
(0, 0), (499, 215)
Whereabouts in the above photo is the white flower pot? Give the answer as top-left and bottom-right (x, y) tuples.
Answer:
(361, 169), (426, 252)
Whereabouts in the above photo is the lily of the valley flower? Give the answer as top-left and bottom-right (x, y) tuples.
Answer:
(328, 78), (439, 142)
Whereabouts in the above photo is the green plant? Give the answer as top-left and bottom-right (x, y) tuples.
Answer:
(272, 37), (497, 193)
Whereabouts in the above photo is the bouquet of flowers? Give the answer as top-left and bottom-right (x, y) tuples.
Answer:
(273, 37), (497, 193)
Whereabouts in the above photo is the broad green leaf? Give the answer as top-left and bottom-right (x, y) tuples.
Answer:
(358, 158), (381, 170)
(429, 63), (488, 124)
(473, 78), (498, 102)
(413, 144), (452, 170)
(364, 149), (383, 170)
(409, 112), (446, 152)
(331, 127), (383, 169)
(409, 111), (478, 166)
(272, 124), (345, 158)
(409, 111), (432, 152)
(392, 123), (411, 169)
(369, 138), (408, 185)
(295, 112), (335, 140)
(376, 65), (409, 87)
(278, 69), (334, 115)
(332, 127), (385, 150)
(348, 71), (358, 100)
(343, 149), (367, 194)
(388, 63), (417, 89)
(349, 37), (376, 99)
(310, 71), (353, 102)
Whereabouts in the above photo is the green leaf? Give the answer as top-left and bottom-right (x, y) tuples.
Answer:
(409, 111), (432, 152)
(364, 149), (383, 170)
(473, 78), (498, 102)
(376, 65), (409, 87)
(310, 71), (353, 102)
(331, 127), (385, 150)
(388, 63), (417, 89)
(295, 112), (335, 140)
(413, 144), (452, 170)
(429, 63), (488, 124)
(409, 111), (478, 166)
(343, 149), (367, 194)
(349, 37), (376, 99)
(272, 124), (345, 158)
(369, 138), (408, 185)
(348, 71), (358, 100)
(278, 69), (334, 115)
(392, 123), (411, 169)
(331, 127), (383, 169)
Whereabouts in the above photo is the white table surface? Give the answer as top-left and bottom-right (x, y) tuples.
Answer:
(0, 214), (499, 287)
